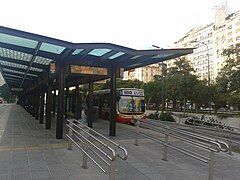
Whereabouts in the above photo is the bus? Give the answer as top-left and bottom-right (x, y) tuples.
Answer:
(89, 88), (145, 123)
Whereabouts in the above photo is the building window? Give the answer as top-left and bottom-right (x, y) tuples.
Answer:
(236, 36), (240, 41)
(228, 38), (233, 43)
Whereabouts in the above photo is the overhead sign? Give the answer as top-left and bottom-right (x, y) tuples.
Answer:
(11, 88), (23, 92)
(70, 65), (108, 75)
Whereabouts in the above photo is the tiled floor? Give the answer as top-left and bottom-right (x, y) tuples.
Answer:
(0, 104), (240, 180)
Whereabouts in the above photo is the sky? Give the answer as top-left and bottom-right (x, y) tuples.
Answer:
(0, 0), (240, 50)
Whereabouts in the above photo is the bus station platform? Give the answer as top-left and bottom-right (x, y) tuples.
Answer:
(1, 104), (240, 180)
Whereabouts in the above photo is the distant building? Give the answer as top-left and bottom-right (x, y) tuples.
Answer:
(171, 4), (240, 82)
(123, 64), (161, 83)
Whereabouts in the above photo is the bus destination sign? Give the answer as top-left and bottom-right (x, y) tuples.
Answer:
(120, 89), (144, 97)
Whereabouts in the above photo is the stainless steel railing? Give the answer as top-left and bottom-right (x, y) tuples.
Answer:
(66, 119), (128, 180)
(151, 118), (240, 154)
(134, 119), (229, 180)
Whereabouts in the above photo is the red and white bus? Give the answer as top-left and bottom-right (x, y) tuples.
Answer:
(91, 88), (145, 123)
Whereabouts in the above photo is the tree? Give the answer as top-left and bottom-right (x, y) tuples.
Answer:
(165, 57), (198, 113)
(216, 43), (240, 110)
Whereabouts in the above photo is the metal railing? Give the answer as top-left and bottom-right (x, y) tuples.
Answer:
(153, 118), (240, 155)
(134, 119), (229, 180)
(66, 119), (128, 180)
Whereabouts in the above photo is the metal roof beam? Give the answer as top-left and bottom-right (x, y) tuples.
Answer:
(0, 42), (58, 60)
(19, 42), (42, 88)
(2, 71), (37, 79)
(0, 56), (48, 70)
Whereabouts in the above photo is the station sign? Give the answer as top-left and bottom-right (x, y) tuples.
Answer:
(120, 89), (144, 97)
(70, 65), (108, 75)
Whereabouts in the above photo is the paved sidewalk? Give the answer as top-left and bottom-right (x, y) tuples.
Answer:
(0, 104), (240, 180)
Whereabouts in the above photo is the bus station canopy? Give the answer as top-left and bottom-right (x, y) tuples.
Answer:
(0, 26), (193, 92)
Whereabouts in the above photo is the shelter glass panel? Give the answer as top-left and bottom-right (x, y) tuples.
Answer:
(108, 52), (125, 59)
(4, 73), (23, 79)
(151, 54), (173, 59)
(0, 47), (32, 61)
(0, 33), (38, 49)
(72, 49), (84, 55)
(34, 56), (52, 65)
(2, 68), (25, 75)
(88, 49), (111, 57)
(0, 60), (28, 69)
(30, 67), (43, 72)
(40, 43), (65, 54)
(131, 55), (142, 59)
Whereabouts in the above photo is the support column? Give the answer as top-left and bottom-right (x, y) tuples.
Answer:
(56, 62), (65, 139)
(39, 86), (45, 124)
(109, 66), (117, 136)
(87, 81), (93, 128)
(75, 85), (81, 120)
(79, 91), (82, 119)
(46, 81), (52, 129)
(52, 90), (56, 116)
(65, 87), (69, 115)
(35, 89), (40, 120)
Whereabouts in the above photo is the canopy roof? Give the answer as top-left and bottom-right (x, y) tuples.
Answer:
(0, 26), (193, 92)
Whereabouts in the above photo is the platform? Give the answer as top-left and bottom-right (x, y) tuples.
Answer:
(0, 104), (240, 180)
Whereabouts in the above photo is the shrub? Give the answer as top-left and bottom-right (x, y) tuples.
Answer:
(66, 112), (74, 119)
(147, 111), (160, 120)
(160, 112), (175, 122)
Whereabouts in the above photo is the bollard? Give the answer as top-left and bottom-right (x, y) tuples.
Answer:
(67, 119), (74, 150)
(162, 128), (169, 161)
(208, 150), (214, 180)
(135, 119), (140, 146)
(109, 159), (116, 180)
(82, 142), (89, 169)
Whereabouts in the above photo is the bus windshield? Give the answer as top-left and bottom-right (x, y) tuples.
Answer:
(118, 96), (145, 114)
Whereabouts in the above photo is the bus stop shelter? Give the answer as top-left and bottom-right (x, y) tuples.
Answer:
(0, 26), (193, 139)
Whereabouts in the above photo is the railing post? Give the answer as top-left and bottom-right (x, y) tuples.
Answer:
(193, 120), (196, 130)
(82, 128), (90, 169)
(228, 131), (232, 155)
(162, 127), (169, 161)
(209, 150), (214, 180)
(67, 119), (74, 150)
(109, 159), (116, 180)
(135, 119), (140, 146)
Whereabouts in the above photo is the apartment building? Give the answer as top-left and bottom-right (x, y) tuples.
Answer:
(172, 5), (240, 82)
(123, 64), (161, 83)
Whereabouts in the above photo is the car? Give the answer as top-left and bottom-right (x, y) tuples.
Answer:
(218, 108), (227, 112)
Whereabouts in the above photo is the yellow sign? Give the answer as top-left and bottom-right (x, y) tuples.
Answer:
(70, 65), (108, 75)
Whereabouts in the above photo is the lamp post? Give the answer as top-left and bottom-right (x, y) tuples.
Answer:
(189, 40), (211, 114)
(152, 45), (165, 113)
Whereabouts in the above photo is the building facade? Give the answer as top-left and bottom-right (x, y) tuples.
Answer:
(172, 5), (240, 82)
(123, 64), (161, 83)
